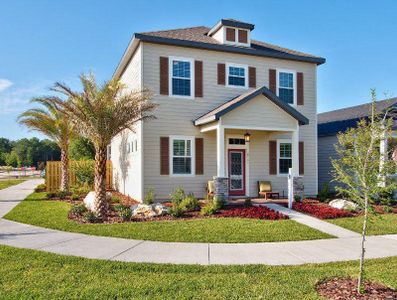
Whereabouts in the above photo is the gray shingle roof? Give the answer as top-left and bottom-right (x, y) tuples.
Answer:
(318, 97), (397, 136)
(135, 26), (325, 65)
(194, 85), (309, 126)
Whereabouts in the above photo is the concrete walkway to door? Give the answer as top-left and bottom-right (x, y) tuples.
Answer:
(1, 179), (397, 265)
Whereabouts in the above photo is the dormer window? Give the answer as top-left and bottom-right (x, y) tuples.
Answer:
(208, 19), (254, 47)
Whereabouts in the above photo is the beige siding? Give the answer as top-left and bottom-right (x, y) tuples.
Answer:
(141, 42), (318, 198)
(222, 94), (297, 130)
(111, 45), (144, 200)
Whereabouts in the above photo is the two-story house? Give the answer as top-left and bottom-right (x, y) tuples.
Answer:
(110, 19), (326, 201)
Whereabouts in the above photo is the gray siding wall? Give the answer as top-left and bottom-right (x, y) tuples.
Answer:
(318, 135), (339, 192)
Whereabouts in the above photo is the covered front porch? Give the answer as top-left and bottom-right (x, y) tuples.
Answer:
(194, 86), (309, 199)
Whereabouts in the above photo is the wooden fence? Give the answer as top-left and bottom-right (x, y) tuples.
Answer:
(46, 160), (112, 192)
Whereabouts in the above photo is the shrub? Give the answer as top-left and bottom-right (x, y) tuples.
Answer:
(220, 206), (289, 220)
(377, 191), (395, 206)
(200, 202), (219, 216)
(180, 193), (200, 211)
(71, 193), (80, 200)
(169, 204), (185, 217)
(117, 206), (132, 221)
(318, 184), (330, 202)
(144, 188), (155, 205)
(72, 160), (95, 186)
(70, 184), (91, 198)
(114, 204), (129, 212)
(34, 183), (46, 193)
(69, 203), (87, 216)
(83, 211), (98, 223)
(170, 188), (185, 206)
(292, 202), (353, 219)
(111, 196), (121, 204)
(213, 196), (225, 209)
(384, 205), (393, 213)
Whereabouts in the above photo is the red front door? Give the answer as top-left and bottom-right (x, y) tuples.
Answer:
(228, 149), (246, 196)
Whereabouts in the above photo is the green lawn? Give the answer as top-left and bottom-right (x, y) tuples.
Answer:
(0, 245), (396, 299)
(0, 179), (25, 190)
(328, 214), (397, 235)
(4, 192), (332, 243)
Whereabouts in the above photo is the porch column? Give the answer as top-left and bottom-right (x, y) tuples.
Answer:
(214, 124), (228, 200)
(292, 126), (299, 176)
(379, 127), (387, 187)
(216, 124), (225, 177)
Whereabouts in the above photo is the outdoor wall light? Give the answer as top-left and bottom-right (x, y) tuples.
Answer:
(244, 132), (251, 143)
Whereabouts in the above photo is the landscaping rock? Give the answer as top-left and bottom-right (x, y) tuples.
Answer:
(329, 199), (358, 211)
(131, 203), (168, 218)
(83, 191), (112, 212)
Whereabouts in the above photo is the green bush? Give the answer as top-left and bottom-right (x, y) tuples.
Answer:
(111, 196), (121, 204)
(69, 204), (87, 216)
(377, 191), (394, 206)
(57, 190), (68, 199)
(70, 184), (91, 197)
(384, 205), (393, 213)
(170, 188), (185, 206)
(72, 160), (95, 186)
(200, 202), (219, 216)
(117, 206), (132, 221)
(169, 204), (185, 217)
(71, 193), (80, 200)
(318, 184), (330, 202)
(144, 188), (155, 205)
(213, 196), (225, 209)
(83, 211), (98, 223)
(180, 193), (199, 211)
(113, 204), (129, 212)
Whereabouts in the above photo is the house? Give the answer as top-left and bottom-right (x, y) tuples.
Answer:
(318, 97), (397, 192)
(110, 19), (326, 201)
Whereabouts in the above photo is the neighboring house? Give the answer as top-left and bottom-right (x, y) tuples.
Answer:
(318, 97), (397, 192)
(110, 18), (326, 201)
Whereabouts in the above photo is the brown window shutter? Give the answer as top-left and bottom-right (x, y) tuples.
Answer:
(159, 57), (169, 95)
(297, 72), (304, 105)
(269, 69), (276, 93)
(269, 140), (277, 175)
(195, 60), (203, 97)
(238, 29), (247, 43)
(299, 141), (304, 175)
(217, 63), (226, 85)
(249, 67), (256, 88)
(195, 138), (204, 175)
(160, 137), (169, 175)
(226, 28), (235, 42)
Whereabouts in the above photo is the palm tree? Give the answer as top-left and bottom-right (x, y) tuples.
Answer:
(51, 73), (156, 218)
(18, 98), (72, 192)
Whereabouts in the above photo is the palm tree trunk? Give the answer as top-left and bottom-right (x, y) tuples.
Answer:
(358, 194), (369, 293)
(93, 146), (108, 218)
(60, 148), (69, 192)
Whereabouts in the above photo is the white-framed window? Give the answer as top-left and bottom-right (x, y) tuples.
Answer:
(170, 136), (195, 176)
(227, 63), (248, 88)
(223, 26), (250, 46)
(277, 69), (296, 105)
(277, 139), (292, 175)
(169, 57), (194, 98)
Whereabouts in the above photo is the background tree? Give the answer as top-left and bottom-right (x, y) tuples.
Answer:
(51, 73), (156, 218)
(18, 99), (73, 191)
(331, 90), (397, 293)
(69, 137), (95, 160)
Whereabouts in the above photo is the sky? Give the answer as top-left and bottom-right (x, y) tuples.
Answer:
(1, 0), (396, 140)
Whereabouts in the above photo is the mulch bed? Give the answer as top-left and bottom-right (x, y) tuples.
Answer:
(293, 201), (356, 219)
(317, 277), (397, 299)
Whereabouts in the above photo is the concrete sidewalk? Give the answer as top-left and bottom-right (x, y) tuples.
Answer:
(1, 179), (397, 265)
(264, 203), (360, 238)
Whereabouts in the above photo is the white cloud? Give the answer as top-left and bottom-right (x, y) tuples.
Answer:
(0, 79), (13, 92)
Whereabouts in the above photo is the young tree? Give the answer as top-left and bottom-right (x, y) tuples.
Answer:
(18, 98), (73, 191)
(50, 73), (156, 218)
(331, 90), (397, 293)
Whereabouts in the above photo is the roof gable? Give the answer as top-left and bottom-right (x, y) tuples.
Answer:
(194, 86), (309, 126)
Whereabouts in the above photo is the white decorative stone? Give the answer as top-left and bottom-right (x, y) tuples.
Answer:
(131, 203), (168, 217)
(83, 191), (112, 212)
(329, 199), (358, 211)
